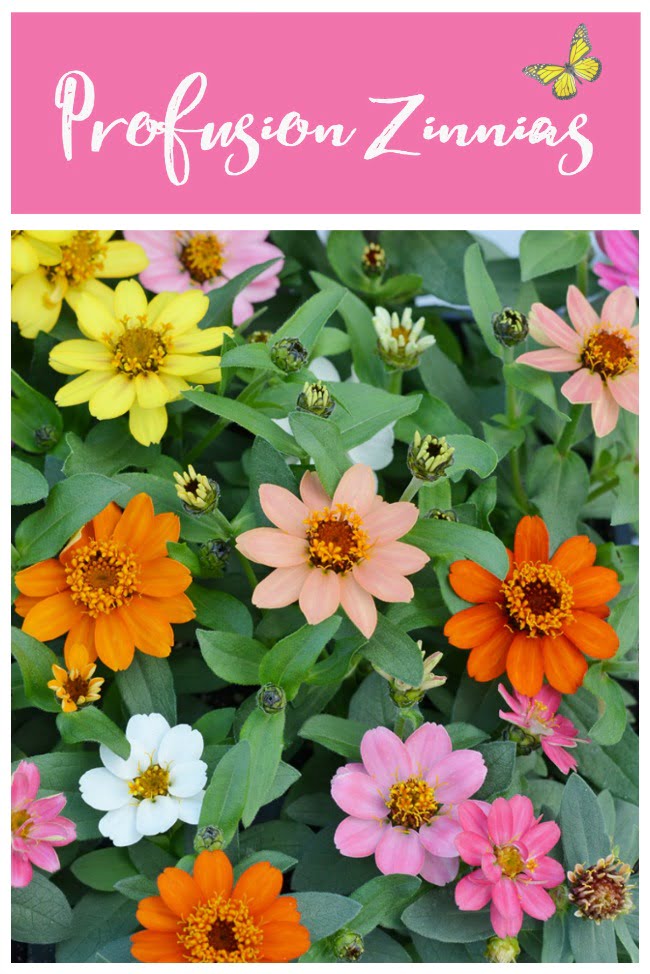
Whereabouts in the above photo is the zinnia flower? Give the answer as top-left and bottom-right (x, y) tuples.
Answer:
(516, 285), (638, 437)
(455, 795), (564, 938)
(14, 493), (195, 671)
(372, 306), (436, 371)
(47, 643), (104, 712)
(130, 849), (311, 962)
(49, 279), (231, 445)
(567, 855), (635, 923)
(11, 760), (76, 888)
(11, 230), (74, 277)
(123, 230), (284, 325)
(79, 714), (207, 847)
(497, 683), (586, 774)
(11, 231), (148, 338)
(331, 723), (487, 884)
(594, 231), (639, 296)
(444, 515), (620, 696)
(236, 464), (429, 638)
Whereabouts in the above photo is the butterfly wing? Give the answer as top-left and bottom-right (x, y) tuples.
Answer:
(523, 63), (566, 86)
(569, 23), (592, 64)
(573, 56), (602, 82)
(553, 72), (578, 100)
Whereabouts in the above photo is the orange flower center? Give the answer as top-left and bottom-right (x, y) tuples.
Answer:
(129, 764), (170, 800)
(112, 324), (170, 377)
(177, 894), (263, 963)
(11, 809), (31, 836)
(502, 562), (574, 638)
(386, 776), (439, 829)
(496, 844), (525, 879)
(65, 539), (139, 617)
(581, 325), (637, 379)
(179, 232), (225, 285)
(305, 503), (370, 574)
(46, 231), (107, 300)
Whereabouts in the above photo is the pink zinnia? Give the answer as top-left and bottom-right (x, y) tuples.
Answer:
(455, 796), (564, 938)
(236, 464), (429, 638)
(123, 231), (284, 325)
(11, 761), (76, 888)
(594, 231), (639, 296)
(498, 683), (586, 774)
(331, 723), (487, 885)
(517, 285), (638, 437)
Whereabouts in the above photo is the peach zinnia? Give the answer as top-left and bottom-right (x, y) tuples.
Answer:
(236, 464), (429, 638)
(14, 493), (194, 671)
(131, 850), (310, 963)
(444, 516), (620, 696)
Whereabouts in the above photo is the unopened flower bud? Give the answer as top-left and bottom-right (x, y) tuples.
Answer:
(248, 330), (273, 344)
(174, 465), (219, 514)
(484, 936), (520, 963)
(361, 242), (386, 278)
(333, 929), (364, 961)
(34, 424), (59, 449)
(199, 538), (232, 575)
(568, 855), (634, 923)
(257, 683), (286, 714)
(270, 337), (309, 374)
(193, 825), (225, 853)
(505, 725), (539, 755)
(492, 307), (529, 348)
(375, 643), (446, 708)
(373, 307), (435, 371)
(550, 883), (570, 913)
(296, 381), (335, 418)
(424, 508), (457, 522)
(407, 433), (455, 482)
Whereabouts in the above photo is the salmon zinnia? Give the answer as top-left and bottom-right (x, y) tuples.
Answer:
(131, 850), (310, 963)
(14, 493), (194, 671)
(444, 516), (620, 696)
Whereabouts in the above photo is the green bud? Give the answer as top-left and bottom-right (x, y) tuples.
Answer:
(549, 883), (570, 913)
(257, 683), (286, 714)
(296, 381), (335, 418)
(492, 307), (529, 348)
(506, 725), (539, 755)
(270, 337), (309, 374)
(33, 424), (59, 449)
(199, 538), (232, 575)
(407, 432), (455, 482)
(484, 936), (520, 964)
(193, 825), (225, 853)
(248, 330), (273, 344)
(361, 242), (386, 279)
(174, 465), (220, 515)
(424, 508), (457, 522)
(390, 686), (426, 708)
(333, 929), (364, 962)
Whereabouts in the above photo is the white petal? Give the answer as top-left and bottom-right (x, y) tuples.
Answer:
(98, 804), (141, 847)
(176, 792), (205, 824)
(99, 744), (140, 781)
(158, 725), (204, 766)
(136, 796), (179, 836)
(168, 761), (208, 798)
(349, 424), (395, 471)
(310, 356), (341, 382)
(125, 714), (171, 761)
(79, 768), (132, 811)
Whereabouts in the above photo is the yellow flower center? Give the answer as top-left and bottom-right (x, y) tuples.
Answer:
(305, 503), (370, 574)
(177, 894), (263, 963)
(112, 324), (170, 377)
(502, 561), (574, 638)
(386, 776), (439, 829)
(129, 764), (170, 800)
(179, 232), (225, 285)
(65, 539), (139, 617)
(496, 845), (525, 879)
(581, 325), (637, 379)
(46, 231), (107, 299)
(11, 809), (31, 835)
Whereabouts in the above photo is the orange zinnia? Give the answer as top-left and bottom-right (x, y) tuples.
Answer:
(14, 493), (194, 671)
(131, 850), (311, 963)
(443, 515), (620, 696)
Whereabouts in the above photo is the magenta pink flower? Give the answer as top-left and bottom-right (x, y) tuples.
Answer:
(331, 723), (487, 885)
(517, 285), (638, 437)
(11, 761), (76, 888)
(236, 464), (429, 638)
(498, 683), (586, 775)
(123, 231), (283, 325)
(594, 231), (639, 296)
(455, 796), (564, 938)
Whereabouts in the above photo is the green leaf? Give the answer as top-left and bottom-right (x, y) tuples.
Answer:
(311, 326), (351, 358)
(11, 369), (63, 455)
(520, 230), (591, 281)
(528, 445), (590, 550)
(402, 885), (493, 943)
(201, 259), (280, 328)
(184, 389), (303, 458)
(234, 850), (298, 879)
(272, 286), (347, 353)
(567, 911), (617, 964)
(218, 342), (281, 373)
(193, 708), (236, 744)
(116, 654), (177, 725)
(57, 707), (130, 759)
(474, 741), (517, 800)
(198, 629), (267, 685)
(11, 456), (49, 505)
(394, 392), (472, 442)
(289, 411), (351, 495)
(463, 242), (504, 356)
(259, 618), (341, 700)
(446, 434), (498, 481)
(298, 714), (368, 760)
(446, 722), (489, 749)
(189, 585), (253, 637)
(113, 875), (158, 901)
(503, 362), (568, 419)
(611, 458), (638, 527)
(361, 615), (424, 686)
(351, 874), (421, 936)
(127, 840), (175, 879)
(11, 627), (60, 712)
(199, 739), (251, 846)
(326, 230), (372, 290)
(332, 382), (421, 450)
(62, 421), (159, 477)
(312, 272), (386, 386)
(239, 708), (286, 826)
(373, 273), (423, 304)
(12, 872), (73, 944)
(406, 519), (510, 578)
(248, 437), (298, 525)
(93, 936), (136, 962)
(541, 913), (570, 963)
(560, 773), (610, 866)
(294, 892), (362, 943)
(380, 230), (473, 305)
(582, 664), (628, 746)
(71, 847), (138, 892)
(14, 474), (129, 566)
(56, 892), (138, 963)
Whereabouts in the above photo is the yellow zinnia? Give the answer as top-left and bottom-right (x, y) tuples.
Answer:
(50, 280), (231, 445)
(11, 230), (148, 338)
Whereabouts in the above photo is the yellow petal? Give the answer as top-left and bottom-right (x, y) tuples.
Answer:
(185, 367), (222, 384)
(173, 326), (231, 353)
(11, 270), (61, 338)
(160, 353), (218, 376)
(27, 230), (74, 245)
(56, 370), (112, 406)
(11, 236), (41, 275)
(159, 374), (189, 399)
(147, 292), (176, 321)
(134, 372), (171, 408)
(115, 279), (148, 321)
(97, 241), (149, 278)
(70, 291), (120, 342)
(49, 339), (114, 374)
(128, 403), (168, 445)
(97, 231), (116, 244)
(27, 237), (65, 267)
(89, 373), (136, 419)
(151, 289), (209, 335)
(72, 277), (117, 313)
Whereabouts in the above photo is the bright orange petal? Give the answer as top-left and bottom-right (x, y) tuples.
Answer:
(14, 594), (40, 618)
(550, 535), (596, 576)
(570, 567), (620, 607)
(542, 635), (588, 694)
(92, 501), (123, 541)
(259, 896), (302, 926)
(112, 493), (155, 550)
(136, 512), (180, 562)
(64, 643), (91, 670)
(193, 851), (233, 902)
(139, 558), (192, 597)
(588, 604), (610, 619)
(14, 559), (68, 597)
(563, 611), (619, 659)
(136, 896), (180, 932)
(232, 862), (283, 917)
(119, 600), (174, 656)
(152, 591), (196, 623)
(22, 592), (82, 641)
(514, 516), (549, 565)
(94, 611), (135, 671)
(157, 866), (202, 918)
(65, 613), (97, 660)
(448, 560), (502, 603)
(467, 627), (514, 681)
(259, 921), (311, 962)
(506, 633), (544, 696)
(444, 604), (505, 649)
(130, 930), (185, 963)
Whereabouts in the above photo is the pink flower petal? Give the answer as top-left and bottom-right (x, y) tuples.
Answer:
(298, 568), (341, 625)
(528, 303), (581, 351)
(521, 821), (561, 859)
(363, 502), (419, 545)
(481, 852), (503, 883)
(405, 723), (452, 776)
(591, 386), (620, 437)
(375, 826), (425, 876)
(339, 573), (377, 638)
(12, 762), (40, 806)
(27, 794), (67, 822)
(299, 470), (331, 510)
(492, 877), (523, 926)
(602, 286), (638, 330)
(455, 830), (492, 866)
(258, 484), (308, 536)
(537, 685), (561, 713)
(334, 816), (383, 857)
(419, 814), (462, 857)
(360, 726), (412, 789)
(370, 540), (430, 575)
(352, 561), (414, 603)
(429, 750), (487, 804)
(28, 817), (77, 844)
(455, 871), (493, 911)
(561, 368), (604, 404)
(497, 683), (523, 714)
(458, 800), (490, 836)
(516, 348), (580, 372)
(600, 230), (639, 273)
(507, 795), (536, 842)
(608, 372), (639, 414)
(251, 564), (310, 609)
(518, 883), (556, 921)
(332, 464), (377, 516)
(528, 856), (565, 887)
(11, 850), (33, 888)
(25, 841), (61, 873)
(420, 852), (459, 886)
(235, 528), (307, 567)
(566, 285), (600, 335)
(331, 769), (387, 819)
(491, 899), (522, 938)
(487, 797), (514, 845)
(540, 740), (577, 774)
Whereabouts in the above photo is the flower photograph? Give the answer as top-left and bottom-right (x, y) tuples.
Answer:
(11, 229), (638, 963)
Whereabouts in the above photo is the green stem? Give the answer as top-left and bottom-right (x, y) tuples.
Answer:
(577, 253), (589, 296)
(236, 551), (258, 592)
(587, 476), (619, 503)
(400, 476), (422, 503)
(557, 404), (585, 455)
(203, 507), (234, 538)
(393, 709), (415, 741)
(503, 348), (529, 513)
(185, 374), (269, 465)
(388, 370), (403, 395)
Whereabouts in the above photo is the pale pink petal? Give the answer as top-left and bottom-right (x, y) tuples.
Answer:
(561, 368), (604, 404)
(12, 762), (40, 805)
(332, 464), (377, 516)
(518, 883), (556, 921)
(602, 286), (638, 329)
(375, 826), (425, 876)
(528, 856), (565, 887)
(331, 769), (387, 819)
(455, 871), (494, 911)
(231, 293), (255, 325)
(334, 816), (383, 857)
(339, 573), (378, 638)
(419, 814), (462, 857)
(360, 726), (412, 788)
(429, 750), (487, 803)
(566, 285), (600, 335)
(11, 771), (35, 810)
(235, 528), (307, 567)
(521, 821), (561, 859)
(591, 386), (620, 437)
(299, 470), (331, 510)
(516, 348), (580, 372)
(608, 372), (639, 414)
(25, 842), (60, 873)
(458, 800), (490, 837)
(487, 797), (515, 845)
(528, 303), (581, 351)
(28, 817), (76, 844)
(420, 853), (459, 886)
(352, 561), (414, 603)
(258, 484), (308, 536)
(370, 540), (430, 575)
(11, 851), (33, 888)
(405, 723), (452, 776)
(491, 899), (522, 938)
(363, 502), (419, 545)
(27, 794), (67, 822)
(507, 796), (536, 843)
(298, 569), (341, 625)
(492, 877), (523, 925)
(455, 830), (492, 865)
(251, 564), (310, 608)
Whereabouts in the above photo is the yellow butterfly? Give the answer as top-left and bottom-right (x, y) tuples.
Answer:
(523, 24), (602, 100)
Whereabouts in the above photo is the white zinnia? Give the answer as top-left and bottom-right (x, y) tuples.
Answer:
(79, 713), (207, 847)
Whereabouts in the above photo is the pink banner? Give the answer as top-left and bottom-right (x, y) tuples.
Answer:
(11, 12), (640, 214)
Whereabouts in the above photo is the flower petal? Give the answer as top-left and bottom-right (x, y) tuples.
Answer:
(334, 816), (383, 857)
(419, 814), (462, 857)
(541, 635), (588, 694)
(21, 592), (82, 642)
(158, 725), (204, 765)
(136, 796), (179, 836)
(506, 633), (544, 696)
(449, 560), (503, 603)
(331, 769), (387, 819)
(157, 866), (201, 917)
(405, 723), (452, 776)
(514, 516), (549, 564)
(430, 750), (487, 804)
(298, 567), (341, 626)
(168, 761), (207, 799)
(299, 470), (331, 509)
(467, 628), (514, 682)
(332, 464), (377, 516)
(570, 566), (620, 607)
(516, 348), (580, 372)
(561, 368), (605, 404)
(563, 611), (619, 659)
(360, 726), (412, 789)
(601, 285), (638, 330)
(232, 861), (283, 917)
(98, 804), (141, 847)
(339, 573), (377, 638)
(128, 403), (168, 445)
(236, 528), (307, 568)
(88, 373), (137, 420)
(370, 541), (429, 575)
(455, 871), (493, 911)
(79, 768), (131, 811)
(608, 372), (639, 414)
(455, 830), (492, 866)
(566, 284), (600, 335)
(352, 560), (414, 603)
(518, 883), (556, 920)
(375, 826), (425, 876)
(420, 853), (459, 886)
(444, 604), (505, 649)
(363, 502), (419, 544)
(193, 850), (233, 901)
(528, 303), (581, 351)
(259, 484), (309, 536)
(591, 386), (619, 437)
(251, 564), (310, 609)
(550, 535), (596, 575)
